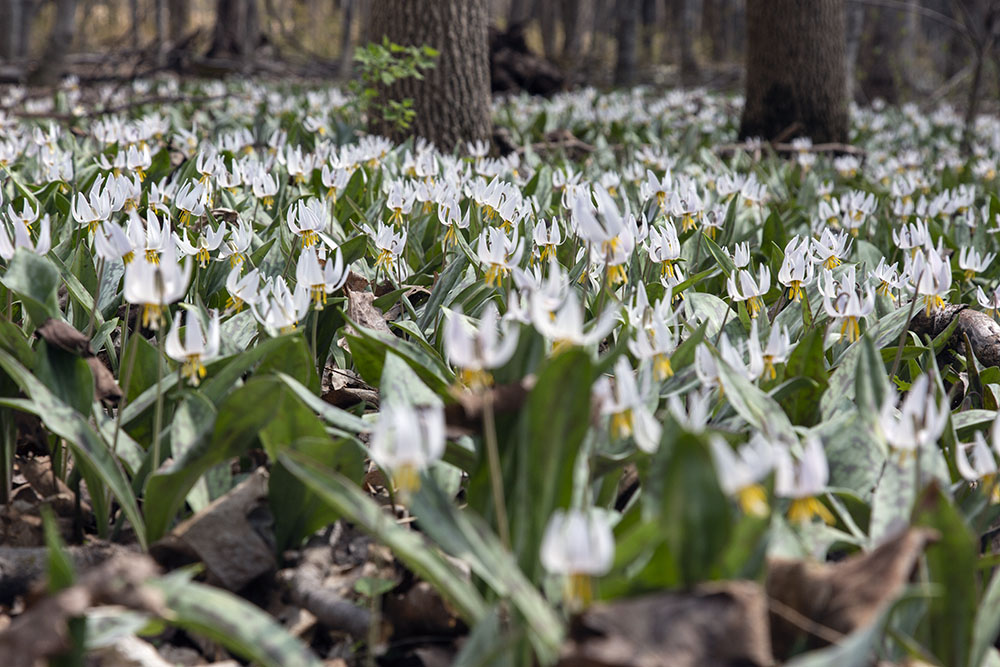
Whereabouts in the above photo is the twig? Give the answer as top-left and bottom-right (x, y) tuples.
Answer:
(7, 94), (233, 121)
(715, 142), (866, 156)
(767, 596), (845, 645)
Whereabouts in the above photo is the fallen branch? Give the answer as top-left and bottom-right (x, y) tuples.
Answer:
(8, 94), (232, 121)
(280, 541), (372, 639)
(910, 304), (1000, 368)
(0, 542), (136, 604)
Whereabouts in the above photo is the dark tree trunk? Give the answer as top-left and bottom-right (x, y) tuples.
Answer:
(369, 0), (492, 151)
(29, 0), (77, 85)
(615, 0), (640, 86)
(168, 0), (190, 43)
(131, 0), (140, 49)
(740, 0), (848, 144)
(339, 0), (355, 77)
(539, 0), (558, 58)
(208, 0), (260, 66)
(857, 8), (901, 104)
(508, 0), (533, 26)
(678, 0), (699, 85)
(702, 0), (725, 63)
(640, 0), (657, 61)
(844, 5), (865, 102)
(560, 0), (592, 62)
(1, 0), (26, 61)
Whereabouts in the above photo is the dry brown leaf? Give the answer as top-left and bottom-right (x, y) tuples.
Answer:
(86, 355), (124, 405)
(0, 554), (163, 667)
(35, 318), (92, 356)
(559, 581), (772, 667)
(150, 468), (276, 592)
(444, 376), (536, 435)
(18, 456), (82, 517)
(766, 527), (937, 658)
(345, 282), (393, 336)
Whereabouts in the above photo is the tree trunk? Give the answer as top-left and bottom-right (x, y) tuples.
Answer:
(678, 0), (699, 85)
(368, 0), (492, 151)
(539, 0), (558, 58)
(640, 0), (658, 61)
(208, 0), (260, 66)
(740, 0), (848, 144)
(844, 5), (865, 102)
(29, 0), (77, 85)
(131, 0), (140, 49)
(856, 8), (901, 104)
(508, 0), (533, 26)
(702, 0), (724, 63)
(168, 0), (189, 43)
(615, 0), (640, 86)
(560, 0), (592, 62)
(1, 0), (25, 61)
(339, 0), (355, 77)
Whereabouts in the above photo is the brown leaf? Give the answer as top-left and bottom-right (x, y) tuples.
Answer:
(345, 279), (393, 336)
(766, 527), (937, 658)
(35, 318), (92, 356)
(0, 553), (163, 667)
(559, 581), (772, 667)
(151, 468), (276, 591)
(18, 456), (83, 517)
(86, 356), (123, 405)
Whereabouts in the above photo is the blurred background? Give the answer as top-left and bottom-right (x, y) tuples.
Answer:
(0, 0), (997, 109)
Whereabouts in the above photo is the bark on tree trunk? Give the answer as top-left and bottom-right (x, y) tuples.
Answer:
(678, 0), (700, 85)
(844, 5), (865, 102)
(640, 0), (657, 61)
(1, 0), (25, 61)
(508, 0), (533, 26)
(339, 0), (355, 78)
(368, 0), (492, 151)
(539, 0), (558, 59)
(615, 0), (640, 86)
(168, 0), (189, 42)
(131, 0), (140, 49)
(30, 0), (77, 85)
(208, 0), (260, 64)
(740, 0), (849, 144)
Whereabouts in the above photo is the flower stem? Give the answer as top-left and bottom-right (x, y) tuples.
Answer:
(152, 328), (165, 472)
(482, 391), (511, 550)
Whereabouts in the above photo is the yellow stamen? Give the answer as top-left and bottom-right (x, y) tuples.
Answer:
(196, 247), (210, 267)
(145, 249), (160, 264)
(300, 230), (319, 248)
(737, 484), (769, 517)
(654, 354), (673, 380)
(122, 251), (135, 265)
(681, 214), (697, 232)
(141, 303), (164, 330)
(788, 281), (803, 302)
(660, 260), (675, 279)
(375, 249), (395, 272)
(458, 368), (493, 390)
(763, 357), (777, 380)
(787, 496), (835, 524)
(485, 264), (507, 288)
(226, 295), (244, 312)
(263, 196), (274, 208)
(824, 256), (842, 270)
(606, 264), (628, 286)
(393, 463), (421, 499)
(181, 355), (207, 386)
(443, 225), (458, 248)
(310, 284), (328, 310)
(839, 316), (861, 343)
(565, 573), (593, 610)
(747, 296), (763, 319)
(924, 294), (945, 316)
(610, 409), (634, 439)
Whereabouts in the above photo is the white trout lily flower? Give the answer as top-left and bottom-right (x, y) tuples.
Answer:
(531, 290), (618, 354)
(368, 221), (406, 274)
(540, 509), (614, 609)
(444, 303), (519, 389)
(174, 181), (207, 225)
(978, 285), (1000, 319)
(251, 276), (310, 334)
(958, 246), (995, 281)
(295, 245), (349, 310)
(775, 435), (833, 524)
(123, 240), (191, 330)
(166, 308), (221, 386)
(594, 357), (662, 453)
(287, 197), (327, 248)
(225, 266), (261, 312)
(906, 247), (951, 316)
(646, 222), (681, 279)
(477, 226), (524, 288)
(93, 220), (134, 264)
(710, 434), (774, 517)
(628, 309), (677, 380)
(778, 236), (814, 302)
(870, 257), (902, 301)
(811, 228), (852, 270)
(127, 209), (170, 264)
(878, 373), (949, 457)
(71, 176), (112, 232)
(7, 200), (39, 232)
(174, 223), (225, 268)
(0, 214), (51, 260)
(956, 431), (1000, 501)
(369, 403), (445, 499)
(217, 218), (253, 267)
(727, 263), (771, 319)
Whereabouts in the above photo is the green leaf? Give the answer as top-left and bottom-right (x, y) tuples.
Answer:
(913, 484), (978, 667)
(0, 349), (146, 548)
(144, 376), (284, 542)
(1, 249), (61, 324)
(152, 571), (322, 667)
(516, 348), (592, 581)
(784, 326), (828, 426)
(418, 254), (469, 331)
(646, 431), (732, 586)
(972, 566), (1000, 667)
(42, 506), (75, 592)
(410, 479), (563, 662)
(717, 356), (796, 441)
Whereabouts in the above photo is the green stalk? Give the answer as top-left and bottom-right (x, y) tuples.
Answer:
(152, 328), (166, 472)
(482, 392), (511, 551)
